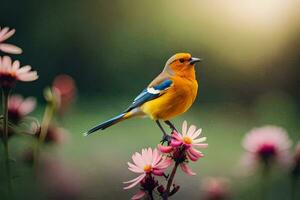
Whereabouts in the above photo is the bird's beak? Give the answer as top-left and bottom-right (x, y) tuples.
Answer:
(189, 57), (202, 65)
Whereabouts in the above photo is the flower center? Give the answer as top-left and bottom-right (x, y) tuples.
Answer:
(258, 144), (277, 162)
(143, 165), (152, 172)
(183, 136), (192, 144)
(0, 73), (17, 89)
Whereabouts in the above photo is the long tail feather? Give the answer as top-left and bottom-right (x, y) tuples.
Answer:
(83, 113), (126, 136)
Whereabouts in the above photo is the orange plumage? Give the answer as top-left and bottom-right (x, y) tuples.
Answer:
(85, 53), (201, 136)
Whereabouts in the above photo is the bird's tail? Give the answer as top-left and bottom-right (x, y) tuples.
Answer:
(83, 111), (133, 136)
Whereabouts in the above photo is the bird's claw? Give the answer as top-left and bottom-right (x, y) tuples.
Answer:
(160, 134), (172, 144)
(171, 128), (178, 133)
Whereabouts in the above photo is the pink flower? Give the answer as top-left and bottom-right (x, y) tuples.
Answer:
(242, 126), (292, 169)
(201, 177), (230, 200)
(124, 148), (172, 190)
(171, 121), (207, 161)
(8, 94), (36, 123)
(52, 74), (76, 115)
(0, 27), (22, 54)
(131, 190), (146, 200)
(158, 121), (208, 175)
(0, 56), (38, 89)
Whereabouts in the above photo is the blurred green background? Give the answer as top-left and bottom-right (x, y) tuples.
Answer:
(1, 0), (300, 199)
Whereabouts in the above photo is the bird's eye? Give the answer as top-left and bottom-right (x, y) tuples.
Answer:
(179, 58), (185, 63)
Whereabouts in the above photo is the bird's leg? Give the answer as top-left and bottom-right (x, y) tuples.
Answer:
(164, 120), (178, 132)
(156, 120), (171, 144)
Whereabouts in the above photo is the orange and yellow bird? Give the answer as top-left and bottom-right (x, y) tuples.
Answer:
(84, 53), (202, 141)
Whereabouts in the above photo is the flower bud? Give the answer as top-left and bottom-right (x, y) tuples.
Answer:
(157, 185), (165, 194)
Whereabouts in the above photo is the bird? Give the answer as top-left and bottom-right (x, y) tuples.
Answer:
(84, 53), (202, 141)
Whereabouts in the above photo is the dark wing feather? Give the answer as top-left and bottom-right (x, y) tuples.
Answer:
(124, 79), (173, 112)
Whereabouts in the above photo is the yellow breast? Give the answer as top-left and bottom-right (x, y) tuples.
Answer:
(141, 76), (198, 120)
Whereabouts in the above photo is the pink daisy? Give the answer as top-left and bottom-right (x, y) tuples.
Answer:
(124, 148), (172, 199)
(158, 121), (208, 175)
(0, 56), (38, 89)
(171, 121), (208, 161)
(8, 94), (36, 123)
(242, 125), (292, 169)
(0, 27), (22, 54)
(124, 148), (172, 189)
(201, 177), (230, 200)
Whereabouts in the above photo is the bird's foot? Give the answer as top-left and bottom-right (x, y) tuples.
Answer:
(160, 134), (172, 144)
(164, 120), (178, 133)
(171, 128), (178, 133)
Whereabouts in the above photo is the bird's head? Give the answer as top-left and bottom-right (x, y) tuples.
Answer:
(163, 53), (202, 77)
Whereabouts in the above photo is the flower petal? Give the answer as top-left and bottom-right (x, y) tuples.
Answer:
(187, 125), (196, 137)
(131, 190), (146, 200)
(123, 174), (146, 190)
(19, 97), (36, 116)
(12, 60), (20, 70)
(170, 139), (182, 147)
(152, 169), (164, 176)
(189, 148), (203, 158)
(123, 174), (145, 184)
(193, 143), (208, 149)
(0, 43), (22, 54)
(132, 152), (145, 168)
(16, 65), (31, 74)
(182, 120), (187, 136)
(17, 71), (38, 81)
(187, 150), (200, 161)
(180, 163), (196, 176)
(0, 28), (15, 42)
(2, 56), (12, 71)
(172, 132), (182, 141)
(157, 144), (173, 153)
(8, 95), (23, 109)
(127, 162), (143, 173)
(141, 149), (147, 165)
(155, 158), (173, 170)
(152, 148), (160, 165)
(152, 153), (162, 167)
(193, 137), (207, 144)
(147, 147), (153, 164)
(191, 128), (202, 139)
(0, 27), (11, 41)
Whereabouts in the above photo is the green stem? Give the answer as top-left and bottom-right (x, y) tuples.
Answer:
(291, 176), (297, 200)
(34, 100), (55, 173)
(148, 190), (154, 200)
(2, 89), (12, 198)
(163, 162), (179, 200)
(261, 164), (270, 200)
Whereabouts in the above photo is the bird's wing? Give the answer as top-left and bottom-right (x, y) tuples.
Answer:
(124, 79), (173, 112)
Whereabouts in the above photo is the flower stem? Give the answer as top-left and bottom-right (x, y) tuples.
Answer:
(260, 164), (270, 200)
(148, 190), (154, 200)
(163, 162), (179, 200)
(33, 99), (55, 173)
(291, 176), (297, 200)
(1, 89), (12, 197)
